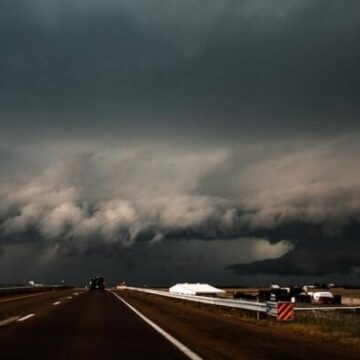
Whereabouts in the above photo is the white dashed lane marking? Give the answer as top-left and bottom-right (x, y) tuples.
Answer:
(1, 292), (79, 327)
(0, 316), (20, 327)
(17, 314), (35, 322)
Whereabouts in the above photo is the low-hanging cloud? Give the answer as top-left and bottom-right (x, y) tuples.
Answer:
(0, 137), (359, 277)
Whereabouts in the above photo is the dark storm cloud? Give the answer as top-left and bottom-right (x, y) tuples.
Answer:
(1, 1), (360, 283)
(0, 138), (359, 279)
(229, 222), (360, 276)
(0, 0), (360, 139)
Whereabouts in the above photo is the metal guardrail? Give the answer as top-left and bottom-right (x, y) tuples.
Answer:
(266, 302), (278, 316)
(125, 287), (360, 315)
(294, 306), (360, 311)
(126, 287), (268, 313)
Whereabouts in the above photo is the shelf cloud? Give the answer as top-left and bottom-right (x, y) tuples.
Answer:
(1, 1), (359, 283)
(0, 138), (359, 280)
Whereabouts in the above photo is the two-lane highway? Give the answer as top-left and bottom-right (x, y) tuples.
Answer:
(0, 290), (193, 360)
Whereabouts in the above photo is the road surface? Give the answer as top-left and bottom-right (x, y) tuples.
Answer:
(0, 289), (358, 359)
(0, 290), (190, 360)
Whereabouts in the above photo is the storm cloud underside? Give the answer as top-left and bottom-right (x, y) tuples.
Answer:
(0, 1), (359, 284)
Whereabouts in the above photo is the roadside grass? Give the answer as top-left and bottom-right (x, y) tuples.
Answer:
(232, 308), (360, 349)
(218, 287), (360, 347)
(159, 295), (360, 349)
(138, 291), (360, 349)
(286, 310), (360, 348)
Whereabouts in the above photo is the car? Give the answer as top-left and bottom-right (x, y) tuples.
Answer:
(116, 281), (126, 290)
(89, 276), (105, 292)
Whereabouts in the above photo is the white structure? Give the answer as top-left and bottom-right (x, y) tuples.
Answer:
(169, 283), (225, 296)
(270, 284), (280, 290)
(307, 291), (334, 301)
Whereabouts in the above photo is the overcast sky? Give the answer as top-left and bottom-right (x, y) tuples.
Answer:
(0, 1), (359, 286)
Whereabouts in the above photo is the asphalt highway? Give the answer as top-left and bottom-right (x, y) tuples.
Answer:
(1, 289), (358, 360)
(0, 290), (190, 360)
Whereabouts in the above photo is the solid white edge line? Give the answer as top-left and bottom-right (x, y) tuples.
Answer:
(110, 290), (203, 360)
(53, 301), (61, 305)
(0, 316), (20, 327)
(17, 314), (35, 322)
